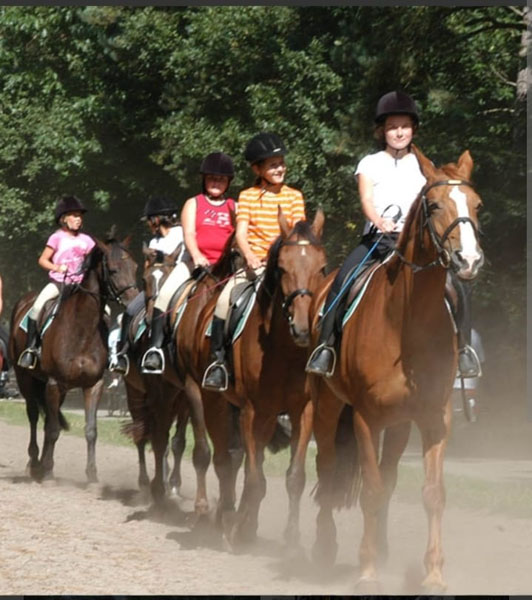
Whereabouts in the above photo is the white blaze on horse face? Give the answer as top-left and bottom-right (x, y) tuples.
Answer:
(449, 187), (480, 266)
(152, 268), (164, 297)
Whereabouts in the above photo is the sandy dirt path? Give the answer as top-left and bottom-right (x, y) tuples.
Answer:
(0, 411), (531, 596)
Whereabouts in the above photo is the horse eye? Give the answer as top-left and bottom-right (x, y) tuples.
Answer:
(428, 202), (440, 213)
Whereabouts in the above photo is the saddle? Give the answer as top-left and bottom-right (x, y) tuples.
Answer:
(226, 281), (257, 341)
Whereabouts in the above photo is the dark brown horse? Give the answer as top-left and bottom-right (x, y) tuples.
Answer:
(201, 208), (327, 548)
(309, 146), (484, 590)
(9, 234), (138, 482)
(127, 236), (239, 511)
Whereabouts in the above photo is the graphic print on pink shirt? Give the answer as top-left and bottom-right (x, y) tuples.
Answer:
(46, 229), (96, 284)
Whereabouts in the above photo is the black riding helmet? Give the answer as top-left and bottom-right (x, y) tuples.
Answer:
(375, 91), (419, 126)
(55, 195), (87, 223)
(244, 132), (287, 165)
(200, 152), (235, 178)
(142, 196), (179, 221)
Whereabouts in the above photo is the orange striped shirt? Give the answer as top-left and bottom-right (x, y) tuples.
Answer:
(236, 184), (306, 259)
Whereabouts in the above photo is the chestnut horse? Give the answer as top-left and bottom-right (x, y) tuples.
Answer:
(9, 235), (138, 482)
(308, 146), (484, 590)
(205, 209), (327, 548)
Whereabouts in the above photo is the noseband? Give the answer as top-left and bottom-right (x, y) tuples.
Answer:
(278, 239), (321, 324)
(396, 179), (480, 273)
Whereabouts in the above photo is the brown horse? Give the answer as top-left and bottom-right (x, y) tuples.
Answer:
(128, 236), (239, 511)
(201, 208), (327, 548)
(9, 234), (138, 482)
(309, 146), (484, 590)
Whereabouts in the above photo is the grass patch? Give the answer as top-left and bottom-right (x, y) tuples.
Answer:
(2, 399), (531, 518)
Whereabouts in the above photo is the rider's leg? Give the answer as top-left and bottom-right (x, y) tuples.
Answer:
(142, 262), (190, 373)
(202, 268), (251, 391)
(306, 241), (372, 377)
(18, 283), (59, 369)
(453, 276), (481, 378)
(109, 292), (145, 375)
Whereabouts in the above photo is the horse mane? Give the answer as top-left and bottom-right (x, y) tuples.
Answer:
(210, 230), (237, 280)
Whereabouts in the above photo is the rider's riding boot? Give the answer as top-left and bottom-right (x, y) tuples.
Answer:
(458, 344), (482, 378)
(202, 316), (229, 392)
(141, 308), (166, 374)
(17, 318), (40, 370)
(109, 312), (133, 376)
(305, 305), (338, 377)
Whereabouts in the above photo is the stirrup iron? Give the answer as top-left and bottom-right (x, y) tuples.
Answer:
(140, 347), (165, 375)
(202, 360), (229, 392)
(109, 354), (130, 377)
(17, 348), (39, 370)
(305, 343), (337, 378)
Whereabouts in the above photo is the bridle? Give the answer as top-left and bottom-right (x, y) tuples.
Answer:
(278, 238), (322, 324)
(101, 249), (137, 306)
(70, 242), (137, 307)
(394, 179), (480, 273)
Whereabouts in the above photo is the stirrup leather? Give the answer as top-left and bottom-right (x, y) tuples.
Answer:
(140, 347), (165, 375)
(109, 353), (130, 377)
(305, 343), (337, 378)
(17, 348), (39, 370)
(202, 360), (229, 392)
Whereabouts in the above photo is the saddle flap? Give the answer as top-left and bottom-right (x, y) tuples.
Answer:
(227, 281), (257, 340)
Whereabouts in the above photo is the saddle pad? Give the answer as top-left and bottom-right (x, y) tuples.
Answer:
(134, 319), (147, 343)
(204, 281), (258, 343)
(19, 307), (56, 337)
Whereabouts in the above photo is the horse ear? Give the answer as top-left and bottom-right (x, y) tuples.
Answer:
(169, 242), (183, 262)
(106, 224), (117, 241)
(456, 150), (474, 180)
(278, 206), (291, 239)
(311, 207), (325, 240)
(411, 144), (436, 180)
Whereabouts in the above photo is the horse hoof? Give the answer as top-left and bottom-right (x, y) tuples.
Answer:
(195, 499), (210, 516)
(311, 542), (337, 567)
(422, 572), (447, 592)
(355, 573), (380, 594)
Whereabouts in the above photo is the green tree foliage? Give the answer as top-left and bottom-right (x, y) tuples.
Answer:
(0, 6), (526, 401)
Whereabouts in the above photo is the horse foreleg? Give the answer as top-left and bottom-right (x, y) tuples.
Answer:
(183, 380), (211, 515)
(418, 400), (451, 592)
(19, 375), (45, 479)
(136, 439), (150, 490)
(168, 403), (188, 496)
(311, 382), (344, 567)
(377, 421), (412, 562)
(353, 409), (383, 586)
(232, 403), (270, 545)
(83, 379), (104, 483)
(39, 380), (64, 480)
(202, 390), (240, 534)
(149, 386), (175, 506)
(284, 398), (313, 549)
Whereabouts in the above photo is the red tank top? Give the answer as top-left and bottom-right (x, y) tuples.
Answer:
(195, 194), (236, 264)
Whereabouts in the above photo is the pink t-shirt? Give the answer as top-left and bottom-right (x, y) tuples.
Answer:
(46, 229), (96, 284)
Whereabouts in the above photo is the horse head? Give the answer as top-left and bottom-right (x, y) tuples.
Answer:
(265, 207), (327, 347)
(142, 243), (182, 322)
(95, 232), (139, 307)
(411, 145), (484, 280)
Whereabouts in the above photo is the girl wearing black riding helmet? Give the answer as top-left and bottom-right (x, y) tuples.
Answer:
(202, 132), (306, 392)
(139, 152), (236, 374)
(306, 90), (481, 379)
(109, 195), (184, 375)
(18, 195), (96, 370)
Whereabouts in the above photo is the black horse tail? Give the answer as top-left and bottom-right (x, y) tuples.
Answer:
(331, 404), (360, 509)
(58, 409), (70, 431)
(267, 415), (292, 454)
(312, 403), (361, 510)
